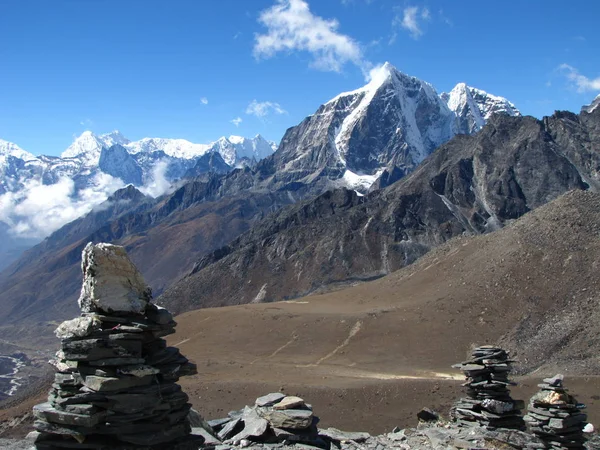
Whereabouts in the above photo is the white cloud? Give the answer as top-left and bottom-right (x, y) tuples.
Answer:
(0, 163), (177, 240)
(0, 173), (126, 239)
(559, 64), (600, 92)
(254, 0), (364, 72)
(246, 100), (288, 118)
(231, 117), (243, 127)
(200, 97), (209, 105)
(139, 160), (173, 198)
(391, 6), (431, 42)
(80, 118), (93, 127)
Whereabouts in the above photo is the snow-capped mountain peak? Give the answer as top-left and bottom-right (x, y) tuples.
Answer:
(60, 131), (109, 166)
(323, 62), (453, 168)
(0, 139), (37, 162)
(100, 130), (131, 147)
(583, 94), (600, 114)
(126, 137), (211, 159)
(442, 83), (520, 134)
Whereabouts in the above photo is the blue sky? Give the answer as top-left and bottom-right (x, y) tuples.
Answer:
(1, 0), (599, 156)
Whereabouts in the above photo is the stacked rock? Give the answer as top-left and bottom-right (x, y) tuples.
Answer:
(31, 243), (201, 450)
(451, 345), (525, 430)
(209, 393), (326, 446)
(524, 374), (587, 449)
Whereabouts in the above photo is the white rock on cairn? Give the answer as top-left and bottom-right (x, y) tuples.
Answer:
(77, 242), (152, 314)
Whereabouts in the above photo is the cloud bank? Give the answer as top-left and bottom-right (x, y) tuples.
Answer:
(0, 163), (175, 241)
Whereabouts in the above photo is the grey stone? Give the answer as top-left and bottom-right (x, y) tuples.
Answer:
(273, 396), (305, 410)
(33, 402), (105, 427)
(192, 426), (221, 446)
(218, 417), (243, 440)
(81, 374), (153, 392)
(542, 374), (564, 387)
(228, 416), (269, 443)
(55, 316), (101, 339)
(258, 408), (313, 430)
(77, 242), (152, 314)
(319, 427), (370, 443)
(255, 392), (286, 407)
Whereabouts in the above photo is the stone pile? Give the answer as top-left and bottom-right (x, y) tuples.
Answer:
(31, 243), (201, 450)
(524, 374), (588, 449)
(205, 392), (370, 448)
(451, 345), (525, 430)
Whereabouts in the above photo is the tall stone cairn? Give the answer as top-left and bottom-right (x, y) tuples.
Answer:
(523, 374), (587, 450)
(451, 345), (525, 430)
(31, 243), (201, 450)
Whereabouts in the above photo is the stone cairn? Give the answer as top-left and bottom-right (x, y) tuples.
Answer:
(31, 243), (201, 450)
(203, 392), (370, 448)
(451, 345), (525, 430)
(523, 374), (588, 450)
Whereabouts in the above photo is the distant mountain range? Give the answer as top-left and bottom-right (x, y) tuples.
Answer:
(0, 132), (277, 269)
(0, 62), (551, 347)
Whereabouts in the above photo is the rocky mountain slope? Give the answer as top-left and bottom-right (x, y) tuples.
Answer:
(162, 190), (600, 434)
(160, 105), (600, 312)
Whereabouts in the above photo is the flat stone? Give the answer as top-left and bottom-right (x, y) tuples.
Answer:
(33, 402), (106, 427)
(77, 242), (152, 314)
(192, 427), (221, 446)
(543, 374), (564, 387)
(117, 364), (160, 377)
(218, 417), (243, 440)
(258, 408), (313, 429)
(55, 316), (101, 339)
(227, 416), (269, 443)
(255, 392), (286, 407)
(273, 396), (305, 410)
(61, 342), (142, 362)
(82, 374), (153, 392)
(319, 427), (371, 443)
(547, 414), (587, 430)
(61, 404), (99, 415)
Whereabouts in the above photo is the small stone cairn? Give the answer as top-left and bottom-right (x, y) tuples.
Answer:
(31, 243), (201, 449)
(523, 374), (588, 449)
(204, 392), (370, 448)
(451, 345), (525, 430)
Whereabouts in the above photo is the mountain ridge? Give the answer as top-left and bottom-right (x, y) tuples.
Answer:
(159, 106), (600, 313)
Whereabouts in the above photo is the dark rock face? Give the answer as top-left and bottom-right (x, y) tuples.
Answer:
(182, 151), (230, 179)
(159, 107), (600, 313)
(267, 64), (455, 192)
(99, 144), (144, 186)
